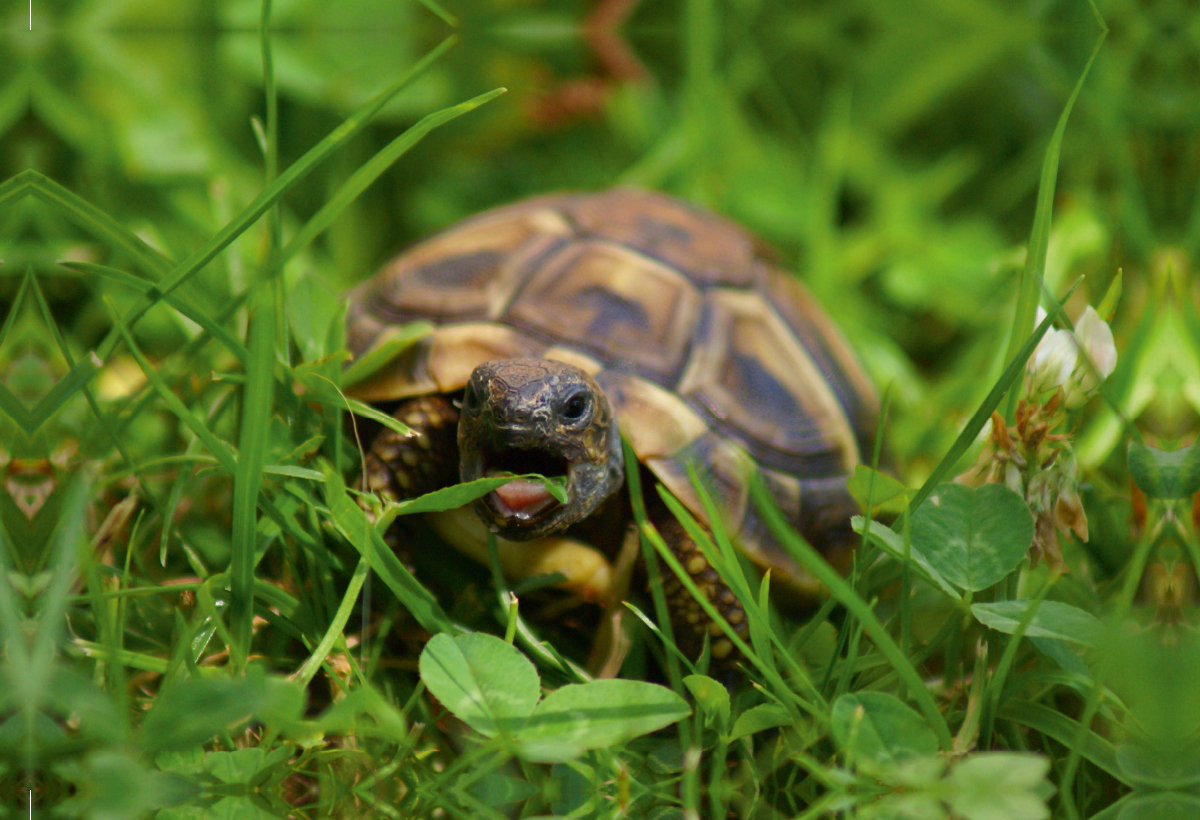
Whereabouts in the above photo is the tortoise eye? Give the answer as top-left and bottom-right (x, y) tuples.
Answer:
(561, 392), (591, 423)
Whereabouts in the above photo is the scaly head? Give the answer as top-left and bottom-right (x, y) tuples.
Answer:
(457, 358), (624, 540)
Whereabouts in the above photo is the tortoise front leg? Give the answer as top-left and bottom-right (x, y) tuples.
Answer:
(360, 395), (460, 503)
(646, 497), (749, 667)
(358, 394), (460, 564)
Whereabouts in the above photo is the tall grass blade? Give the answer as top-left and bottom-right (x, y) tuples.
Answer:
(0, 270), (30, 349)
(0, 170), (172, 278)
(341, 322), (433, 387)
(1003, 27), (1105, 418)
(621, 439), (687, 695)
(0, 272), (101, 434)
(0, 385), (33, 431)
(29, 273), (167, 521)
(108, 302), (237, 473)
(148, 35), (460, 306)
(230, 286), (277, 673)
(25, 352), (102, 433)
(279, 88), (505, 267)
(417, 0), (458, 26)
(996, 699), (1121, 779)
(290, 554), (364, 691)
(65, 261), (248, 363)
(978, 574), (1058, 746)
(660, 480), (827, 714)
(324, 473), (454, 636)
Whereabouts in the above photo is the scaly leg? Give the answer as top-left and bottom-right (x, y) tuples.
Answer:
(360, 395), (460, 503)
(647, 496), (749, 667)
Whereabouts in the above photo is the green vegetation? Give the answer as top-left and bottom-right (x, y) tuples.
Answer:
(1, 0), (1197, 817)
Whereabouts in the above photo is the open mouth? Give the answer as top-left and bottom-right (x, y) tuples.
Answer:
(481, 446), (569, 526)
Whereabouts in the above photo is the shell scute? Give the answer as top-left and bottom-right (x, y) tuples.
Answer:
(760, 266), (879, 457)
(347, 322), (546, 402)
(426, 323), (544, 392)
(566, 189), (759, 287)
(504, 240), (701, 381)
(345, 336), (437, 402)
(373, 207), (572, 322)
(678, 288), (861, 477)
(595, 370), (708, 460)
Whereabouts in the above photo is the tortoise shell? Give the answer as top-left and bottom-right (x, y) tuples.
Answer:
(345, 189), (878, 598)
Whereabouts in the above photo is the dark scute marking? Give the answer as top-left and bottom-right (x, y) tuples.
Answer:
(757, 266), (877, 456)
(719, 351), (820, 445)
(687, 398), (847, 479)
(789, 334), (872, 447)
(739, 434), (844, 479)
(578, 285), (653, 339)
(411, 249), (505, 290)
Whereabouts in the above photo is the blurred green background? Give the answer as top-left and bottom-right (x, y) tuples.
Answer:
(5, 0), (1179, 479)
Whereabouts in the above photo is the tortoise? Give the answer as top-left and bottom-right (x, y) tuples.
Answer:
(345, 189), (878, 664)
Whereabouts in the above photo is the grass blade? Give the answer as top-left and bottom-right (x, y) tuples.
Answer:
(1003, 27), (1106, 419)
(279, 88), (506, 267)
(621, 439), (687, 695)
(417, 0), (458, 26)
(0, 384), (32, 432)
(325, 472), (454, 636)
(751, 475), (953, 750)
(293, 557), (371, 688)
(230, 287), (277, 672)
(0, 270), (30, 350)
(1, 170), (172, 278)
(996, 699), (1121, 780)
(341, 322), (433, 387)
(658, 480), (827, 715)
(64, 261), (248, 363)
(150, 35), (460, 306)
(25, 352), (102, 434)
(108, 301), (237, 473)
(978, 572), (1059, 746)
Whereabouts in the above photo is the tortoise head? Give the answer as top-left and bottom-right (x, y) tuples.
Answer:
(458, 358), (624, 540)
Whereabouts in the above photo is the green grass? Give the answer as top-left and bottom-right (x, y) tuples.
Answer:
(0, 0), (1196, 817)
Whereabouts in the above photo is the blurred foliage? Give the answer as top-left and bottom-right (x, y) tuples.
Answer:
(0, 0), (1197, 817)
(7, 0), (1194, 468)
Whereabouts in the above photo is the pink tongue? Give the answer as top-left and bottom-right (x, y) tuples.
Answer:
(492, 480), (554, 517)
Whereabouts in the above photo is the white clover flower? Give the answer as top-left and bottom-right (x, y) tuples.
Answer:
(1025, 305), (1117, 406)
(1062, 306), (1117, 408)
(1003, 461), (1024, 498)
(1026, 328), (1078, 397)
